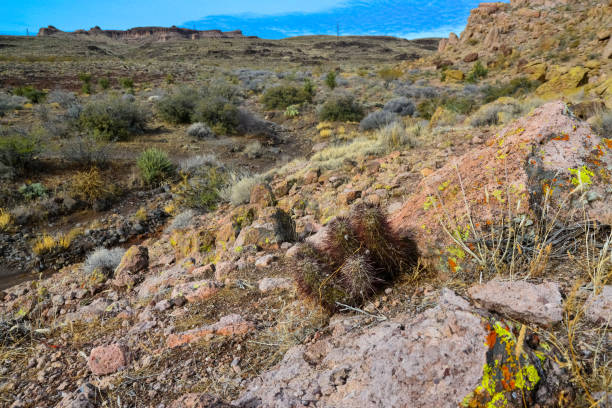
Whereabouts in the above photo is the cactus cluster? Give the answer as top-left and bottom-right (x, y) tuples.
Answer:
(294, 203), (418, 310)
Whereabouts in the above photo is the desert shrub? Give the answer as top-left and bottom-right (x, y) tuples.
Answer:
(63, 134), (111, 165)
(119, 77), (134, 92)
(0, 93), (27, 116)
(285, 105), (300, 118)
(69, 167), (114, 204)
(441, 95), (478, 115)
(470, 101), (522, 127)
(83, 247), (126, 275)
(79, 73), (93, 95)
(192, 98), (239, 135)
(79, 96), (149, 141)
(261, 83), (315, 110)
(465, 61), (488, 83)
(35, 104), (78, 138)
(98, 78), (110, 90)
(137, 148), (175, 186)
(165, 210), (196, 233)
(207, 80), (243, 104)
(590, 110), (612, 138)
(325, 71), (337, 90)
(416, 100), (437, 119)
(156, 87), (200, 124)
(179, 154), (222, 175)
(47, 90), (78, 108)
(359, 110), (399, 131)
(379, 66), (403, 87)
(18, 183), (47, 201)
(383, 97), (415, 116)
(294, 203), (418, 310)
(483, 77), (540, 103)
(318, 95), (364, 122)
(0, 132), (39, 169)
(13, 86), (46, 104)
(236, 108), (277, 137)
(176, 169), (225, 211)
(226, 174), (262, 206)
(394, 85), (440, 100)
(377, 122), (421, 151)
(244, 141), (263, 158)
(187, 122), (215, 139)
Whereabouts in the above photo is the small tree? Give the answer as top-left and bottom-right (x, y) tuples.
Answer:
(325, 71), (337, 90)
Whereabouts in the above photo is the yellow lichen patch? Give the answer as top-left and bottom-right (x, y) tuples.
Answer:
(463, 321), (542, 408)
(0, 209), (12, 231)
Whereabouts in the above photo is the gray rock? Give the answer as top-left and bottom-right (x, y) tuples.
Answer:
(258, 277), (292, 293)
(584, 285), (611, 325)
(468, 279), (563, 327)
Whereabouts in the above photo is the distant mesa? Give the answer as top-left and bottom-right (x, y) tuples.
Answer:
(36, 25), (253, 41)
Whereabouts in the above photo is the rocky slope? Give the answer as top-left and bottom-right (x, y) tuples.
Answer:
(1, 101), (610, 407)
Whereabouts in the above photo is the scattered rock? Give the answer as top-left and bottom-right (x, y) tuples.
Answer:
(584, 285), (611, 325)
(167, 314), (254, 348)
(463, 52), (478, 62)
(255, 254), (277, 268)
(112, 246), (149, 289)
(258, 277), (293, 293)
(169, 393), (233, 408)
(88, 344), (130, 375)
(468, 279), (563, 326)
(171, 280), (223, 303)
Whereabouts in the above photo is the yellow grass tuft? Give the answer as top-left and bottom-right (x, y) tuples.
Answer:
(0, 209), (11, 231)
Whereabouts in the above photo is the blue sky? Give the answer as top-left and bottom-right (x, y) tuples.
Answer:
(0, 0), (487, 39)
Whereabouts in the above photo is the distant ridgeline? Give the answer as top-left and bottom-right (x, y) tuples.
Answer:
(37, 25), (254, 41)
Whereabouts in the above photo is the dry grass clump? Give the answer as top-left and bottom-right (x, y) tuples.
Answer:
(32, 228), (82, 255)
(0, 209), (12, 231)
(294, 203), (418, 310)
(69, 167), (115, 204)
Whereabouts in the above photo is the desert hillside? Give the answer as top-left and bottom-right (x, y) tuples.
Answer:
(0, 0), (611, 407)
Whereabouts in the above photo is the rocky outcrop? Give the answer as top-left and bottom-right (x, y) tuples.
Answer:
(234, 289), (570, 408)
(390, 101), (612, 268)
(37, 25), (250, 42)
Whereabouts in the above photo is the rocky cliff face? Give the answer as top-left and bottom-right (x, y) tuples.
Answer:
(37, 25), (250, 42)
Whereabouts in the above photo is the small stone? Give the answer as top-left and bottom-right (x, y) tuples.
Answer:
(584, 286), (611, 325)
(255, 254), (277, 269)
(258, 277), (293, 293)
(88, 344), (130, 375)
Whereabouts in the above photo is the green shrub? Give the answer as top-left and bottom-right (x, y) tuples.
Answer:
(417, 100), (437, 119)
(79, 73), (93, 95)
(318, 95), (364, 122)
(285, 104), (300, 118)
(177, 167), (226, 211)
(119, 77), (134, 91)
(156, 87), (200, 124)
(483, 77), (540, 103)
(0, 133), (39, 168)
(192, 98), (239, 135)
(79, 96), (149, 141)
(465, 61), (488, 83)
(13, 86), (46, 104)
(137, 148), (175, 186)
(261, 83), (315, 110)
(325, 71), (337, 90)
(98, 78), (110, 90)
(18, 183), (47, 200)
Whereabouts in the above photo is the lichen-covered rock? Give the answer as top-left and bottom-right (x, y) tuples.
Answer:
(234, 207), (296, 251)
(111, 245), (148, 289)
(249, 183), (276, 208)
(536, 66), (589, 95)
(235, 289), (569, 407)
(468, 279), (563, 327)
(391, 102), (612, 269)
(445, 69), (465, 82)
